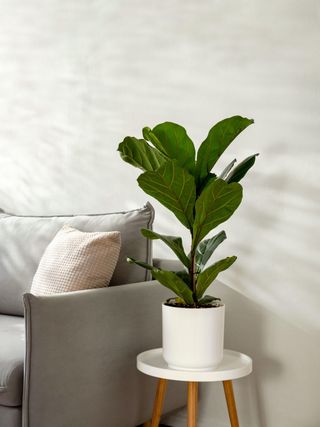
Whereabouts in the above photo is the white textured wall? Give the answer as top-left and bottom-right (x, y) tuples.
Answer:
(0, 1), (319, 426)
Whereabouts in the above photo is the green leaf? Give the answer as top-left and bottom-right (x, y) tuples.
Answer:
(195, 230), (227, 272)
(198, 295), (221, 306)
(127, 257), (154, 270)
(141, 229), (190, 269)
(166, 297), (186, 305)
(226, 153), (259, 183)
(127, 257), (194, 305)
(143, 122), (196, 174)
(197, 173), (216, 195)
(195, 116), (254, 185)
(142, 127), (167, 155)
(196, 256), (237, 299)
(175, 270), (192, 287)
(152, 269), (194, 305)
(219, 159), (237, 179)
(138, 160), (196, 230)
(117, 137), (166, 172)
(193, 179), (242, 246)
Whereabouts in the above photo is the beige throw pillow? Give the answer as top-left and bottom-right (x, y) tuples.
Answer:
(31, 226), (121, 295)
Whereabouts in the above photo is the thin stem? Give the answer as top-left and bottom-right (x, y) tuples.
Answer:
(190, 249), (197, 306)
(190, 226), (197, 306)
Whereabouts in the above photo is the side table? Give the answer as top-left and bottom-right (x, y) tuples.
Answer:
(137, 348), (252, 427)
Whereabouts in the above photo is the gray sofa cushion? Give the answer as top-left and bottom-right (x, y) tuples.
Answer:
(0, 203), (154, 316)
(0, 314), (25, 406)
(0, 406), (21, 427)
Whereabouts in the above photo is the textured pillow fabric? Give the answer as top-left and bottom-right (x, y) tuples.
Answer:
(31, 226), (121, 296)
(0, 203), (154, 316)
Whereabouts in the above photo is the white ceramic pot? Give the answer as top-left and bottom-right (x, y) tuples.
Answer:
(162, 303), (225, 371)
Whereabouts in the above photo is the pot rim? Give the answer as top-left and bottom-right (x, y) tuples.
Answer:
(162, 302), (225, 310)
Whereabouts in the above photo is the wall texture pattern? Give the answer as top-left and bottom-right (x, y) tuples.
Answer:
(0, 1), (319, 426)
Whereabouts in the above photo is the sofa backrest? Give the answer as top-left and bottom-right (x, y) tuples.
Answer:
(0, 203), (154, 316)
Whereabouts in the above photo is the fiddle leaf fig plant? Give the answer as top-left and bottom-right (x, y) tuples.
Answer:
(118, 116), (257, 307)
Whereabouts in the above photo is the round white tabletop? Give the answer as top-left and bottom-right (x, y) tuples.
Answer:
(137, 348), (252, 382)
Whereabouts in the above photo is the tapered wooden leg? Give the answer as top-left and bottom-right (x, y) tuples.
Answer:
(195, 381), (199, 420)
(223, 380), (240, 427)
(149, 378), (168, 427)
(143, 423), (151, 427)
(188, 382), (198, 427)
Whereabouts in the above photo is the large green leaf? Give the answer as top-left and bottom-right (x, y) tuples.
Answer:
(197, 172), (216, 196)
(175, 270), (192, 287)
(142, 127), (168, 156)
(195, 230), (227, 272)
(127, 257), (194, 305)
(195, 116), (254, 185)
(117, 137), (166, 172)
(143, 122), (196, 174)
(152, 270), (194, 305)
(193, 179), (242, 246)
(226, 153), (259, 183)
(141, 229), (190, 269)
(196, 256), (237, 299)
(138, 160), (196, 230)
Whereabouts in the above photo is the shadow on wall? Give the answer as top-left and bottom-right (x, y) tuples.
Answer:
(223, 281), (282, 427)
(196, 280), (281, 427)
(224, 139), (320, 335)
(194, 280), (320, 427)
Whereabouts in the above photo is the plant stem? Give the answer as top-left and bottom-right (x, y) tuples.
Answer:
(190, 249), (197, 306)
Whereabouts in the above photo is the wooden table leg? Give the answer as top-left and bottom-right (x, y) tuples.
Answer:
(223, 380), (240, 427)
(195, 381), (199, 421)
(149, 378), (168, 427)
(188, 382), (198, 427)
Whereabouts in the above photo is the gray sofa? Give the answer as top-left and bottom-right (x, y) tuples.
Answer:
(0, 204), (185, 427)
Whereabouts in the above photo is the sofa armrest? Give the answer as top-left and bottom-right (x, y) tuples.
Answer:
(23, 281), (185, 427)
